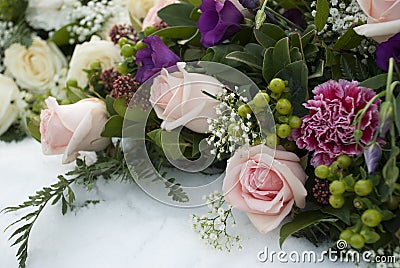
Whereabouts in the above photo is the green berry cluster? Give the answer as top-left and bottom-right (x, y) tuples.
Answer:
(237, 78), (302, 150)
(116, 26), (158, 75)
(315, 155), (398, 250)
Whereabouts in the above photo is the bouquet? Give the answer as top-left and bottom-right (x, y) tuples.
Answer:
(1, 0), (400, 267)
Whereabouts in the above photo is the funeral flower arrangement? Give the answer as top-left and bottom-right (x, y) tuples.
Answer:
(1, 0), (400, 266)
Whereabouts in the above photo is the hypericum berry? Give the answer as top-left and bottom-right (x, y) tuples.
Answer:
(282, 140), (296, 151)
(276, 124), (291, 139)
(337, 155), (352, 169)
(329, 180), (346, 195)
(117, 62), (129, 75)
(354, 180), (373, 196)
(134, 40), (147, 51)
(361, 209), (382, 227)
(329, 194), (345, 208)
(288, 115), (302, 129)
(66, 79), (78, 88)
(144, 26), (157, 36)
(266, 134), (279, 148)
(350, 233), (365, 249)
(253, 92), (270, 108)
(386, 196), (399, 210)
(238, 104), (252, 118)
(121, 44), (135, 58)
(339, 229), (354, 243)
(118, 37), (129, 47)
(315, 165), (330, 179)
(276, 98), (292, 115)
(269, 78), (286, 94)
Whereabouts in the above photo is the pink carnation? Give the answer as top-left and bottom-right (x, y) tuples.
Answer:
(294, 80), (380, 167)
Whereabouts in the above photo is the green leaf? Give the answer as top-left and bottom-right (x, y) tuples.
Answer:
(27, 116), (41, 142)
(359, 74), (388, 89)
(50, 23), (75, 46)
(275, 60), (309, 115)
(333, 27), (364, 50)
(395, 91), (400, 134)
(320, 200), (351, 225)
(309, 60), (324, 79)
(66, 86), (87, 103)
(262, 47), (275, 82)
(113, 97), (127, 118)
(290, 47), (303, 63)
(0, 124), (27, 142)
(279, 210), (336, 247)
(183, 48), (204, 61)
(105, 96), (117, 116)
(273, 37), (291, 69)
(254, 23), (286, 48)
(314, 0), (329, 32)
(152, 26), (198, 39)
(202, 44), (243, 67)
(226, 51), (262, 70)
(61, 196), (68, 215)
(157, 3), (196, 26)
(101, 115), (123, 138)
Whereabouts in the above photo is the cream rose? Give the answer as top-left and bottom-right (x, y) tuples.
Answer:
(354, 0), (400, 42)
(0, 75), (21, 136)
(4, 37), (67, 93)
(142, 0), (177, 30)
(67, 36), (122, 88)
(40, 97), (110, 164)
(128, 0), (158, 23)
(222, 145), (307, 234)
(150, 62), (223, 133)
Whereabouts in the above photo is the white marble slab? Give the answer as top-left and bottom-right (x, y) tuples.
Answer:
(0, 139), (353, 267)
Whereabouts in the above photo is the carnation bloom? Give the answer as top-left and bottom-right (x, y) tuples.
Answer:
(197, 0), (244, 48)
(135, 36), (180, 83)
(295, 80), (380, 167)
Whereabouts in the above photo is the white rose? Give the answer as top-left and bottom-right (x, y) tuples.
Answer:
(0, 75), (21, 136)
(4, 37), (67, 93)
(67, 36), (122, 88)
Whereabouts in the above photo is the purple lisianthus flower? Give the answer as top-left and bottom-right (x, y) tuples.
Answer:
(294, 80), (380, 167)
(197, 0), (244, 48)
(376, 32), (400, 71)
(135, 35), (180, 83)
(283, 8), (305, 30)
(239, 0), (259, 10)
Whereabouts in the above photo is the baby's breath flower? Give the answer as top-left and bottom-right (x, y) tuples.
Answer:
(191, 191), (241, 252)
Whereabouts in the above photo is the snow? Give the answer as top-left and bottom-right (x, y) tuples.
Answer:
(0, 138), (353, 267)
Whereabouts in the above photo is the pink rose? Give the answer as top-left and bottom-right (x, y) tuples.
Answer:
(142, 0), (176, 30)
(354, 0), (400, 42)
(222, 145), (307, 234)
(40, 97), (110, 164)
(150, 62), (223, 133)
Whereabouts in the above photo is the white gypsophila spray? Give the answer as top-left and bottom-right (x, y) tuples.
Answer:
(206, 87), (258, 159)
(59, 0), (126, 44)
(0, 21), (17, 73)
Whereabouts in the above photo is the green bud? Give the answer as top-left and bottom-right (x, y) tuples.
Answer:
(66, 79), (78, 88)
(378, 101), (393, 137)
(354, 129), (363, 142)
